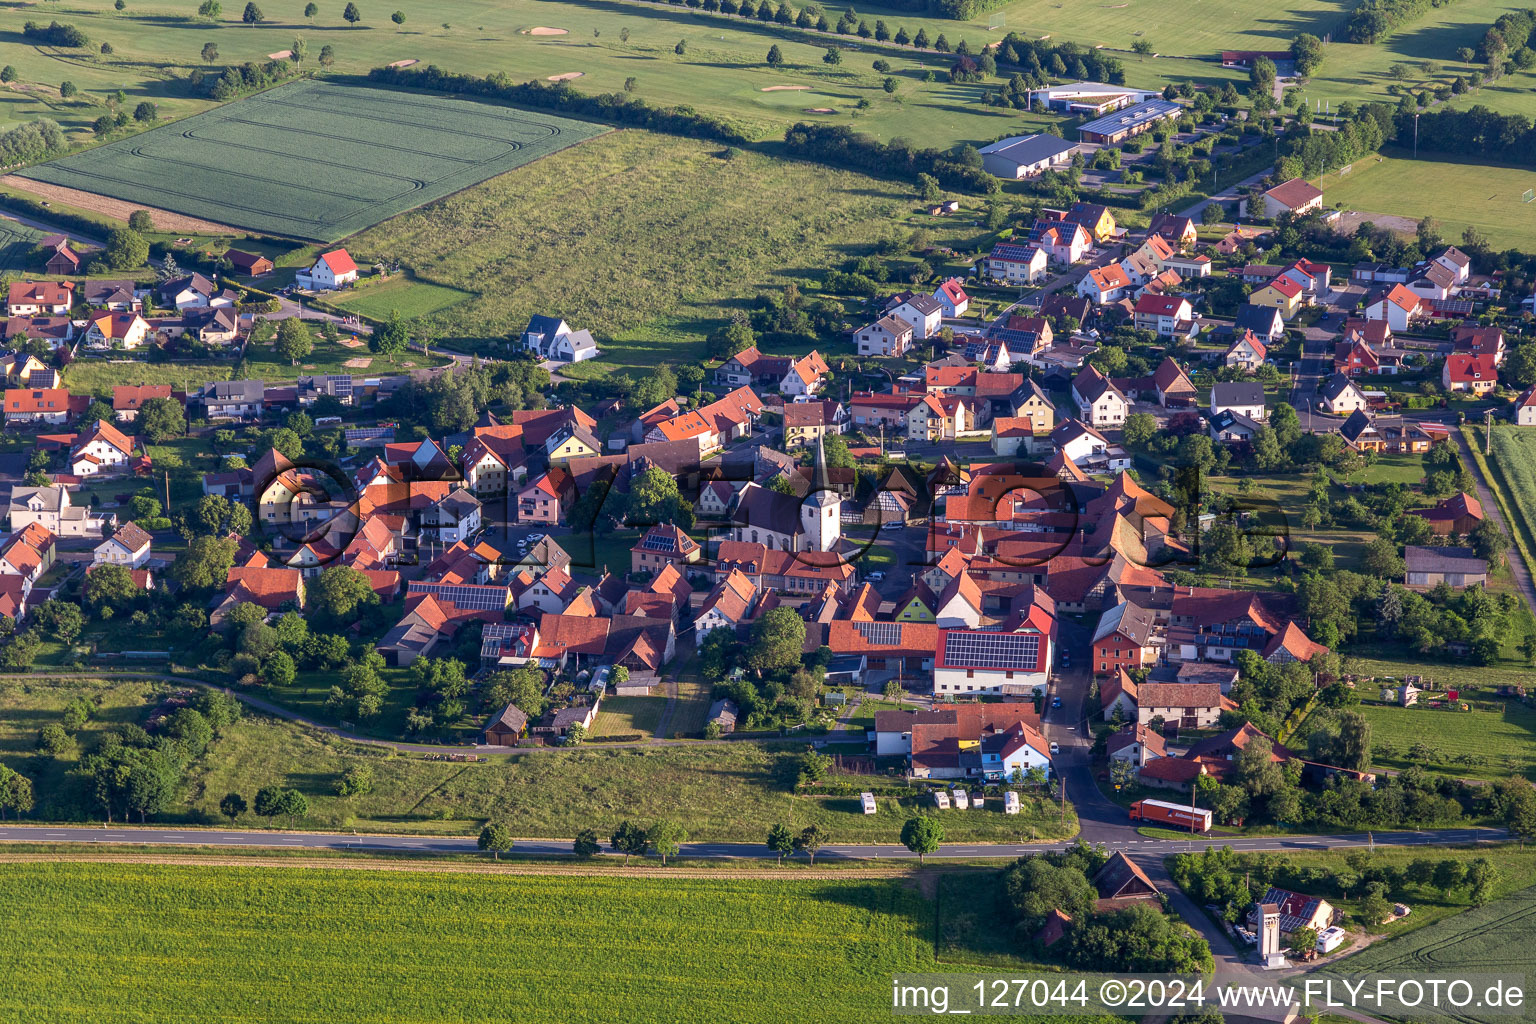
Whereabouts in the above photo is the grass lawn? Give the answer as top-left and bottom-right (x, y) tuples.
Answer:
(591, 695), (667, 738)
(1318, 151), (1536, 253)
(1335, 699), (1536, 782)
(0, 861), (1054, 1024)
(331, 275), (475, 320)
(669, 679), (715, 736)
(20, 79), (609, 241)
(343, 129), (986, 372)
(0, 677), (1078, 841)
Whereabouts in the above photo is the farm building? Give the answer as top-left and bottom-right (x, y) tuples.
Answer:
(1404, 546), (1488, 588)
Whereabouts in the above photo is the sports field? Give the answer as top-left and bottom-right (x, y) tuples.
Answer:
(0, 219), (45, 274)
(0, 862), (1025, 1024)
(1319, 152), (1536, 252)
(17, 79), (607, 241)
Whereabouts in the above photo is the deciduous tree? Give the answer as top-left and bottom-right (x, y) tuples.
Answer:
(478, 821), (514, 860)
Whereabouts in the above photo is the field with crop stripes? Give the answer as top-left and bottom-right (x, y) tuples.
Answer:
(17, 80), (607, 242)
(0, 861), (1054, 1024)
(1327, 884), (1536, 1023)
(0, 220), (45, 274)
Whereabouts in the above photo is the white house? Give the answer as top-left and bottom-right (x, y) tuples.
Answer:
(1078, 264), (1132, 304)
(1071, 367), (1128, 428)
(854, 315), (913, 357)
(297, 249), (360, 291)
(984, 243), (1049, 285)
(1363, 285), (1423, 332)
(420, 487), (482, 545)
(888, 295), (944, 340)
(1516, 386), (1536, 426)
(521, 314), (600, 364)
(1260, 178), (1324, 219)
(6, 281), (74, 316)
(83, 312), (150, 351)
(933, 622), (1053, 697)
(70, 420), (137, 476)
(93, 521), (152, 568)
(1051, 418), (1114, 466)
(933, 278), (969, 317)
(1209, 382), (1266, 422)
(1433, 246), (1471, 285)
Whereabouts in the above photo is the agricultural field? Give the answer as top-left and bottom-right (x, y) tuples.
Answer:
(0, 678), (1077, 842)
(344, 128), (989, 372)
(1340, 700), (1536, 781)
(1484, 426), (1536, 559)
(330, 276), (474, 320)
(0, 861), (1062, 1024)
(0, 219), (46, 273)
(1319, 152), (1536, 253)
(1328, 881), (1536, 1023)
(18, 79), (608, 241)
(0, 0), (1254, 152)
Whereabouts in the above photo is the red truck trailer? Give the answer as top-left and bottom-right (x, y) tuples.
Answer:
(1129, 799), (1213, 833)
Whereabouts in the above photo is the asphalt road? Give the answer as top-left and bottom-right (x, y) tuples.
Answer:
(0, 824), (1506, 861)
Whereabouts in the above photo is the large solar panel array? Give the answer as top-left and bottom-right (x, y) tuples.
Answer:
(345, 426), (395, 442)
(327, 375), (354, 399)
(944, 631), (1040, 670)
(480, 621), (524, 659)
(854, 621), (902, 646)
(407, 581), (509, 611)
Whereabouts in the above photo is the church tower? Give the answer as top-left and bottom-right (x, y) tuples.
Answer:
(801, 433), (842, 552)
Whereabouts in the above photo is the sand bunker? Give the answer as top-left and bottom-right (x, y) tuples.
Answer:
(388, 58), (419, 68)
(525, 26), (568, 35)
(267, 50), (293, 60)
(761, 85), (810, 92)
(548, 72), (584, 81)
(805, 107), (835, 113)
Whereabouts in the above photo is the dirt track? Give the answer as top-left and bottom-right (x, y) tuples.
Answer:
(2, 175), (241, 235)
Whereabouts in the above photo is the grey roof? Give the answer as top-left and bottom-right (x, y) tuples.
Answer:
(1339, 409), (1375, 443)
(979, 133), (1079, 167)
(1234, 304), (1283, 333)
(106, 522), (153, 552)
(159, 273), (216, 299)
(1319, 373), (1361, 403)
(708, 699), (738, 726)
(1078, 100), (1182, 138)
(898, 294), (943, 315)
(1210, 409), (1262, 436)
(1405, 545), (1488, 575)
(524, 314), (566, 340)
(205, 379), (265, 402)
(1210, 382), (1265, 409)
(9, 484), (66, 511)
(81, 280), (138, 306)
(486, 702), (528, 735)
(732, 482), (802, 534)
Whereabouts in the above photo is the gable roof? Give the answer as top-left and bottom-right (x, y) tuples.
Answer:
(1263, 177), (1323, 211)
(317, 249), (358, 276)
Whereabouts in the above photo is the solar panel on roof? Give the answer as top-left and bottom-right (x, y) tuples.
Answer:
(407, 581), (509, 611)
(854, 621), (901, 646)
(641, 532), (679, 551)
(944, 631), (1040, 669)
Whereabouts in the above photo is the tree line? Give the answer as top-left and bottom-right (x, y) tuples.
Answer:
(1401, 104), (1536, 166)
(1345, 0), (1461, 44)
(368, 65), (750, 145)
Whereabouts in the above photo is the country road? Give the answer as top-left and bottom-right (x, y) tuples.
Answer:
(0, 824), (1507, 861)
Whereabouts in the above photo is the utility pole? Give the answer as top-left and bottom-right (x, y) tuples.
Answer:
(1414, 112), (1421, 159)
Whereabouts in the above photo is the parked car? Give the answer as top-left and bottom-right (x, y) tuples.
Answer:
(1049, 742), (1060, 755)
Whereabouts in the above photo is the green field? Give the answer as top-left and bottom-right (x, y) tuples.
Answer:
(345, 128), (979, 370)
(591, 695), (667, 737)
(0, 678), (1076, 841)
(1347, 701), (1536, 781)
(1328, 882), (1536, 1022)
(0, 861), (1014, 1024)
(19, 79), (608, 241)
(0, 218), (46, 273)
(331, 275), (475, 319)
(1319, 152), (1536, 252)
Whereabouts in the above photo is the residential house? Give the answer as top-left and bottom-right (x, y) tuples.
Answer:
(1051, 418), (1129, 471)
(1249, 888), (1336, 939)
(9, 485), (109, 537)
(1071, 366), (1128, 427)
(1151, 357), (1198, 407)
(81, 280), (140, 311)
(1235, 303), (1285, 343)
(1101, 668), (1139, 721)
(1319, 373), (1368, 415)
(1249, 275), (1304, 320)
(1223, 330), (1268, 370)
(1405, 546), (1488, 588)
(779, 351), (831, 396)
(1260, 178), (1324, 219)
(6, 281), (74, 316)
(932, 602), (1056, 697)
(783, 399), (846, 447)
(934, 278), (970, 317)
(1092, 601), (1161, 675)
(1442, 352), (1498, 394)
(4, 387), (71, 425)
(521, 314), (600, 364)
(420, 487), (482, 544)
(1106, 726), (1167, 768)
(515, 468), (575, 525)
(156, 273), (232, 309)
(1364, 285), (1424, 332)
(978, 134), (1078, 178)
(296, 249), (360, 291)
(983, 242), (1049, 284)
(0, 352), (48, 387)
(0, 522), (56, 582)
(93, 521), (152, 568)
(631, 523), (701, 575)
(200, 380), (265, 421)
(1028, 221), (1092, 265)
(1209, 409), (1263, 444)
(1515, 386), (1536, 426)
(1451, 324), (1505, 367)
(1132, 294), (1194, 337)
(854, 314), (915, 357)
(112, 384), (173, 423)
(887, 294), (944, 339)
(70, 420), (138, 476)
(83, 311), (151, 351)
(695, 569), (758, 641)
(1137, 681), (1224, 729)
(1148, 213), (1198, 249)
(1078, 264), (1133, 305)
(1210, 381), (1265, 422)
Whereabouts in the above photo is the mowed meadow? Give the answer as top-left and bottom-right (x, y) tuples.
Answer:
(344, 129), (931, 373)
(0, 863), (953, 1023)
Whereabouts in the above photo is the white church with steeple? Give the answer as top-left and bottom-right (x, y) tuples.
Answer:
(727, 435), (841, 553)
